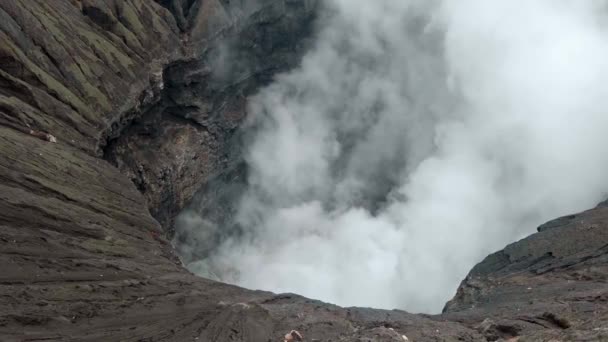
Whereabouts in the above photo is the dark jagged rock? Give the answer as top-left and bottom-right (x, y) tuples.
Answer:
(104, 0), (318, 231)
(444, 205), (608, 339)
(2, 1), (608, 341)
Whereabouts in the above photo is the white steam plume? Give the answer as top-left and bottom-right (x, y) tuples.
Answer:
(183, 0), (608, 313)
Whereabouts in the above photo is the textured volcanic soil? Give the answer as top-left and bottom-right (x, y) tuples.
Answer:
(2, 1), (608, 341)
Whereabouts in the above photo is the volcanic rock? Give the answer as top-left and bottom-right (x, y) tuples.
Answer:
(1, 1), (608, 341)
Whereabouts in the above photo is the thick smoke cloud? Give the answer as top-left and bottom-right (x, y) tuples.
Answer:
(179, 0), (608, 313)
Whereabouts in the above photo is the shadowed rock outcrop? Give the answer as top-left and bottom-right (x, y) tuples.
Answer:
(104, 0), (318, 231)
(2, 1), (608, 341)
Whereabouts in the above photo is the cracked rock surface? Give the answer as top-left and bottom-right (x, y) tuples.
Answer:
(2, 1), (608, 341)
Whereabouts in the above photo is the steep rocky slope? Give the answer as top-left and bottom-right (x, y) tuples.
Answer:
(1, 1), (608, 341)
(443, 206), (608, 341)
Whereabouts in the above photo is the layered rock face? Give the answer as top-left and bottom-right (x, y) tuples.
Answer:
(1, 1), (608, 341)
(443, 206), (608, 341)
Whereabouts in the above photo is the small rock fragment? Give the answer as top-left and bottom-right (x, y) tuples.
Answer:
(28, 129), (57, 143)
(542, 312), (571, 329)
(284, 330), (303, 341)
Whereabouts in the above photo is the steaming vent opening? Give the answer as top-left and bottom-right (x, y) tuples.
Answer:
(174, 1), (608, 313)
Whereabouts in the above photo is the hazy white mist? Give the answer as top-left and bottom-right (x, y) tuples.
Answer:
(180, 0), (608, 313)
